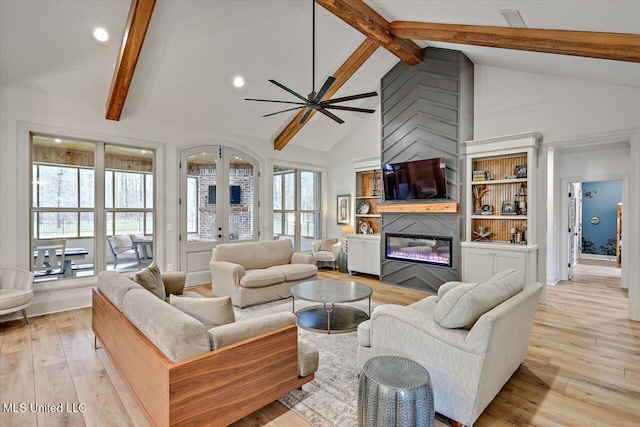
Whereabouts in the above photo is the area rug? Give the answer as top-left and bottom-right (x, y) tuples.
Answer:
(234, 298), (377, 427)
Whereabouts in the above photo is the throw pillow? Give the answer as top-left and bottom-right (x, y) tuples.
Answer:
(133, 261), (166, 300)
(170, 295), (236, 330)
(319, 238), (338, 251)
(434, 269), (525, 329)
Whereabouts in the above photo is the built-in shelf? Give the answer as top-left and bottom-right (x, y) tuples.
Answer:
(355, 214), (381, 218)
(356, 196), (380, 200)
(471, 178), (527, 185)
(377, 202), (459, 213)
(470, 215), (527, 219)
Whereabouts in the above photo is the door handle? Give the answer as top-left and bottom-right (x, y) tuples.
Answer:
(218, 235), (223, 239)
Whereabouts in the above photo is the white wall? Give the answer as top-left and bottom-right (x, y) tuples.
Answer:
(324, 112), (381, 241)
(0, 84), (327, 279)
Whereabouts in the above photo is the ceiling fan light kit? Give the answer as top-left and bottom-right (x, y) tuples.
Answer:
(246, 0), (378, 125)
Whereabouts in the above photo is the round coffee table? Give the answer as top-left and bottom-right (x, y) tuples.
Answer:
(291, 279), (372, 334)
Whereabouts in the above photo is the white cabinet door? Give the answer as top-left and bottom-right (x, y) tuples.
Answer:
(363, 240), (380, 276)
(494, 249), (527, 277)
(462, 248), (495, 283)
(348, 240), (365, 273)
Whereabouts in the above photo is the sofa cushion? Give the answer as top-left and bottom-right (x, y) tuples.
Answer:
(298, 341), (319, 377)
(437, 281), (469, 300)
(170, 295), (235, 330)
(133, 261), (166, 300)
(314, 251), (336, 262)
(214, 240), (294, 270)
(240, 269), (285, 288)
(207, 312), (296, 350)
(267, 264), (317, 281)
(434, 269), (526, 329)
(97, 271), (144, 311)
(122, 289), (210, 362)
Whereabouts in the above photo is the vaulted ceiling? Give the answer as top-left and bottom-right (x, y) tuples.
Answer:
(1, 1), (639, 152)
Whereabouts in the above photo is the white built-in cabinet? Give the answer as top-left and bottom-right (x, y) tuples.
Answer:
(347, 234), (381, 277)
(461, 132), (541, 285)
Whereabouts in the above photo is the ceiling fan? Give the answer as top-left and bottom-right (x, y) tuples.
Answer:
(245, 0), (378, 125)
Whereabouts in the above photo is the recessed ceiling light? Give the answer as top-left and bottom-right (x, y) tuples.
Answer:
(500, 10), (527, 28)
(53, 138), (62, 143)
(233, 76), (245, 88)
(93, 28), (109, 42)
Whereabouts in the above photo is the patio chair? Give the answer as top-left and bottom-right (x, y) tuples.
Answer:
(33, 239), (66, 277)
(107, 235), (140, 269)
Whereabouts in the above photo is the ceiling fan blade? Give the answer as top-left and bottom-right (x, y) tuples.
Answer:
(322, 105), (376, 114)
(321, 91), (378, 105)
(269, 80), (309, 103)
(313, 76), (336, 103)
(263, 106), (305, 117)
(298, 108), (314, 125)
(245, 98), (307, 105)
(317, 108), (344, 124)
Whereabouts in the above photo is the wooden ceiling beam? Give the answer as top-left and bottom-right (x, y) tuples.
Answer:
(274, 38), (379, 151)
(390, 21), (640, 63)
(105, 0), (156, 121)
(316, 0), (421, 65)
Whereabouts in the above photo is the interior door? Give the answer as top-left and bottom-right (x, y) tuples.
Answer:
(568, 184), (579, 280)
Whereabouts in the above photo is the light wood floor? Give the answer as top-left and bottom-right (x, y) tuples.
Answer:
(1, 263), (638, 426)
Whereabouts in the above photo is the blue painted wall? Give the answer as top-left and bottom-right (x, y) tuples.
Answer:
(581, 180), (621, 255)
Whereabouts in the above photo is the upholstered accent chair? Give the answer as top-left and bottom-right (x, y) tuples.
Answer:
(0, 267), (35, 324)
(311, 238), (342, 270)
(357, 270), (543, 427)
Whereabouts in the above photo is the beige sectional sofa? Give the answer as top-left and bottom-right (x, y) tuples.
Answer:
(93, 270), (317, 427)
(210, 239), (318, 307)
(357, 270), (542, 427)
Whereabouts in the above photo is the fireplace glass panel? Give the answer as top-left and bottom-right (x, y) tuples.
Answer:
(385, 234), (452, 267)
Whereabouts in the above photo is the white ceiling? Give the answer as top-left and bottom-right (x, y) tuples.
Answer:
(1, 1), (639, 151)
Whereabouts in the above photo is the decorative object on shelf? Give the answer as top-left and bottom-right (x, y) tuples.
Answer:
(357, 201), (371, 215)
(501, 200), (518, 215)
(514, 163), (527, 178)
(337, 194), (350, 225)
(359, 221), (370, 234)
(368, 170), (380, 197)
(473, 226), (491, 241)
(504, 174), (517, 179)
(472, 185), (490, 214)
(480, 204), (493, 215)
(590, 216), (600, 225)
(515, 183), (527, 215)
(472, 170), (490, 182)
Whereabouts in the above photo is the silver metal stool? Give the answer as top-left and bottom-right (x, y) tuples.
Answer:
(358, 355), (434, 427)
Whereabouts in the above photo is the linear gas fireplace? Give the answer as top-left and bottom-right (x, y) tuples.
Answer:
(385, 233), (452, 267)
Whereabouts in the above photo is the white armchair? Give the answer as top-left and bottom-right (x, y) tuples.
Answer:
(311, 239), (342, 270)
(0, 267), (35, 324)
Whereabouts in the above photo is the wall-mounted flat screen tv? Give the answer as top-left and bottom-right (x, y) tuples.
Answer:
(382, 158), (447, 201)
(207, 185), (242, 205)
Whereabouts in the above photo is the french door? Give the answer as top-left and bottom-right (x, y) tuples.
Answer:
(179, 146), (258, 284)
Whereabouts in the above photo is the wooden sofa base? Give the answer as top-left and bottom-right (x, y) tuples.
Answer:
(92, 287), (314, 427)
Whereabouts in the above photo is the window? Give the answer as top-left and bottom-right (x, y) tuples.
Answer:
(30, 135), (155, 281)
(273, 167), (320, 251)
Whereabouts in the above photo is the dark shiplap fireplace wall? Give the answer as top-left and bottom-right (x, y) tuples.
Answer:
(380, 48), (474, 293)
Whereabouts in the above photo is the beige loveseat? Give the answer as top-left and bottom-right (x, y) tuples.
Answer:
(210, 239), (318, 308)
(357, 270), (542, 427)
(93, 270), (318, 427)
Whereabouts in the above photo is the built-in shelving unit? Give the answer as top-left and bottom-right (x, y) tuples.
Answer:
(354, 167), (381, 235)
(461, 132), (541, 284)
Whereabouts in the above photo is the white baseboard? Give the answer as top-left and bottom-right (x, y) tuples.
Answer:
(580, 254), (617, 262)
(546, 278), (559, 286)
(185, 271), (211, 287)
(0, 286), (92, 322)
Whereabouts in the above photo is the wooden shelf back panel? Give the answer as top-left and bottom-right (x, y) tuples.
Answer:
(377, 202), (459, 213)
(473, 154), (527, 181)
(472, 182), (527, 214)
(472, 218), (528, 242)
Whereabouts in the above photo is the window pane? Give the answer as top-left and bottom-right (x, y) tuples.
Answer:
(80, 169), (95, 208)
(145, 212), (154, 235)
(105, 171), (113, 208)
(145, 174), (154, 209)
(273, 175), (282, 210)
(37, 165), (79, 208)
(115, 172), (144, 208)
(106, 212), (113, 237)
(187, 177), (198, 233)
(229, 155), (253, 241)
(284, 173), (295, 210)
(114, 212), (144, 235)
(285, 212), (296, 235)
(301, 212), (320, 238)
(273, 213), (282, 235)
(33, 165), (38, 207)
(300, 171), (318, 210)
(80, 212), (94, 237)
(37, 212), (79, 238)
